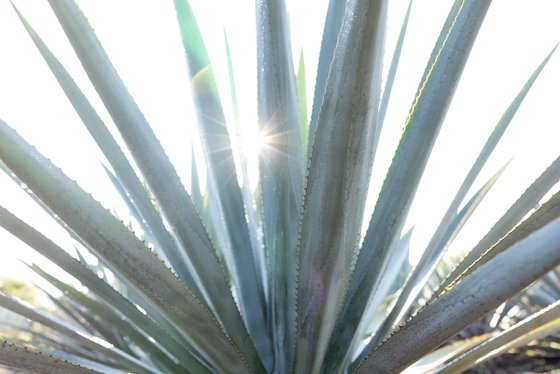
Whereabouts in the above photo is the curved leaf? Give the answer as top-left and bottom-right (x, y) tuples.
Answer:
(28, 264), (188, 373)
(0, 120), (252, 373)
(0, 204), (208, 372)
(0, 292), (155, 373)
(0, 341), (101, 374)
(46, 1), (265, 369)
(11, 4), (197, 288)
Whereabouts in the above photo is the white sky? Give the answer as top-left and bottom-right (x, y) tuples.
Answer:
(0, 1), (559, 287)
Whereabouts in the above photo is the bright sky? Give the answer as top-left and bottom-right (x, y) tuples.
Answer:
(0, 1), (559, 290)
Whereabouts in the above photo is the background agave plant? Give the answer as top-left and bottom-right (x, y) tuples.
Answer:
(0, 0), (560, 373)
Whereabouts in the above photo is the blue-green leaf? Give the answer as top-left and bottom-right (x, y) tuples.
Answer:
(360, 163), (507, 358)
(374, 0), (412, 157)
(11, 3), (198, 293)
(47, 2), (264, 369)
(1, 203), (208, 370)
(439, 153), (560, 292)
(0, 341), (101, 374)
(383, 45), (558, 328)
(336, 1), (492, 363)
(224, 30), (267, 305)
(308, 0), (347, 151)
(0, 120), (253, 373)
(294, 0), (388, 372)
(442, 188), (560, 294)
(0, 291), (155, 373)
(28, 263), (188, 373)
(256, 1), (305, 370)
(297, 49), (309, 156)
(173, 2), (271, 363)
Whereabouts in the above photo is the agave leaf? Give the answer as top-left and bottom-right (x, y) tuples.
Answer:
(224, 32), (239, 121)
(354, 217), (560, 373)
(373, 162), (509, 343)
(0, 292), (155, 373)
(380, 228), (414, 297)
(224, 31), (267, 302)
(529, 282), (559, 306)
(438, 300), (560, 373)
(442, 189), (560, 294)
(0, 341), (101, 374)
(44, 0), (217, 298)
(3, 332), (116, 372)
(0, 161), (98, 261)
(117, 283), (215, 372)
(307, 0), (347, 150)
(364, 228), (415, 327)
(438, 154), (560, 292)
(28, 264), (188, 373)
(355, 163), (507, 362)
(347, 228), (414, 366)
(297, 49), (309, 156)
(189, 146), (205, 216)
(13, 248), (199, 373)
(294, 0), (388, 372)
(11, 4), (200, 289)
(0, 121), (256, 373)
(41, 289), (114, 345)
(173, 1), (271, 362)
(101, 164), (144, 229)
(101, 165), (159, 252)
(4, 324), (74, 354)
(256, 0), (305, 370)
(0, 204), (206, 370)
(55, 297), (126, 354)
(543, 271), (560, 295)
(402, 335), (489, 374)
(376, 44), (558, 334)
(39, 286), (87, 329)
(375, 0), (413, 154)
(47, 2), (266, 368)
(335, 1), (491, 364)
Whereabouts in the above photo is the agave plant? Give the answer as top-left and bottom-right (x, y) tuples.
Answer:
(0, 0), (560, 373)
